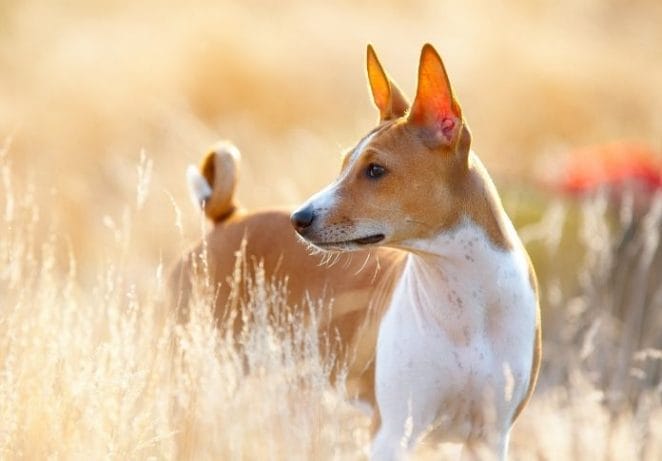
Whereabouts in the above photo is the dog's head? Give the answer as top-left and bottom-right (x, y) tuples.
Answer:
(292, 44), (473, 252)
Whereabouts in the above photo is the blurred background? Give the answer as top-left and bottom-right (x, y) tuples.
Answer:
(1, 0), (660, 264)
(1, 0), (661, 458)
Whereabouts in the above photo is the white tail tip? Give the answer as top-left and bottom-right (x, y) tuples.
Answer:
(186, 164), (213, 209)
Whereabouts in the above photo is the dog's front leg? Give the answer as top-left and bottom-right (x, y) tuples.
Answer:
(370, 299), (444, 461)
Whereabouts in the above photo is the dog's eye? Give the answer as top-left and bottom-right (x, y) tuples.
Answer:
(366, 163), (386, 179)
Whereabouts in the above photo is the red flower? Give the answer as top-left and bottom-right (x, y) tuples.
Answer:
(559, 143), (662, 196)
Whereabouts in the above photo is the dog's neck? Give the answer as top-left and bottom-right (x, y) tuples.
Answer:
(398, 151), (519, 262)
(393, 212), (526, 342)
(403, 217), (513, 264)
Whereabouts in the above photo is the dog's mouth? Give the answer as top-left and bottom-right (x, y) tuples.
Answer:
(352, 234), (385, 245)
(312, 233), (385, 249)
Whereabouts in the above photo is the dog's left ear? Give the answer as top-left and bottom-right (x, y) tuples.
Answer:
(366, 44), (409, 122)
(408, 44), (464, 150)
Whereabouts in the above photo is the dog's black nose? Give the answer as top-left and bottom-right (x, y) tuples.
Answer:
(291, 205), (315, 232)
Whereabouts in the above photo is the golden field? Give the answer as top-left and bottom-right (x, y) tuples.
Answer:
(0, 0), (661, 459)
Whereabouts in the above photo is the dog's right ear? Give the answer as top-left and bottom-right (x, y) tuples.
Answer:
(408, 44), (464, 150)
(366, 44), (409, 122)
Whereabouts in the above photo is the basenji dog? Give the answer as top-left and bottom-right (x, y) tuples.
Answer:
(170, 141), (403, 406)
(291, 44), (541, 460)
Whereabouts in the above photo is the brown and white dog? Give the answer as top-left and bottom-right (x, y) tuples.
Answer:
(291, 44), (541, 460)
(172, 43), (540, 460)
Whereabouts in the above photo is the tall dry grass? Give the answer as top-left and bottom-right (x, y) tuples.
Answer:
(2, 137), (661, 459)
(1, 0), (661, 459)
(508, 190), (662, 460)
(0, 144), (370, 459)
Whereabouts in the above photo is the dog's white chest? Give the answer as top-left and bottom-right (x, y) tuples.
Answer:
(374, 221), (537, 449)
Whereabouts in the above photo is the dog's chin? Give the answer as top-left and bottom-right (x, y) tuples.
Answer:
(305, 233), (386, 253)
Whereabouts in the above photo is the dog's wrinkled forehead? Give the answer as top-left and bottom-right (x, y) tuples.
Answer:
(342, 120), (400, 169)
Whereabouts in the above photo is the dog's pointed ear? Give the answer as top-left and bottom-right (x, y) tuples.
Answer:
(408, 44), (463, 149)
(366, 44), (409, 122)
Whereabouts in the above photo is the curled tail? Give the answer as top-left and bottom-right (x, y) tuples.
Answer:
(186, 141), (240, 223)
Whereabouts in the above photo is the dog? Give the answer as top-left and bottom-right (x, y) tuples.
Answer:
(291, 44), (541, 460)
(169, 141), (403, 407)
